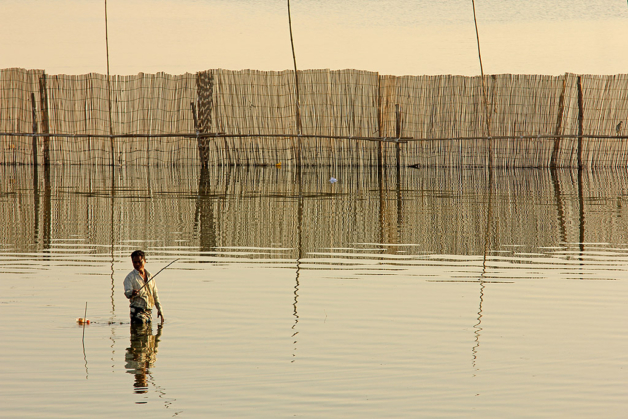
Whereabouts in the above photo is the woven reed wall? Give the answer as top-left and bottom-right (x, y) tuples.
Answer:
(0, 69), (196, 165)
(0, 68), (43, 165)
(201, 69), (380, 166)
(1, 68), (628, 167)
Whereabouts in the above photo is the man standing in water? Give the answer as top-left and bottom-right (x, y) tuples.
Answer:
(124, 250), (165, 325)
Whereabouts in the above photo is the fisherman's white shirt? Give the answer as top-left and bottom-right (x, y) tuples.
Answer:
(124, 269), (163, 314)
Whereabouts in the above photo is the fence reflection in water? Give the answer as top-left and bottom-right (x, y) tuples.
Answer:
(3, 164), (628, 257)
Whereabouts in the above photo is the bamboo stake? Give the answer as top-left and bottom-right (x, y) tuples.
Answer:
(578, 76), (584, 169)
(471, 0), (492, 169)
(395, 104), (401, 171)
(82, 302), (88, 339)
(38, 73), (50, 167)
(104, 0), (114, 166)
(31, 93), (38, 167)
(287, 0), (302, 167)
(551, 74), (567, 168)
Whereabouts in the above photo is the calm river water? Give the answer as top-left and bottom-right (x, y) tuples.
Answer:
(1, 165), (628, 418)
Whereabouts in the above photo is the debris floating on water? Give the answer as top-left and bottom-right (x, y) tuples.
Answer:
(330, 177), (337, 183)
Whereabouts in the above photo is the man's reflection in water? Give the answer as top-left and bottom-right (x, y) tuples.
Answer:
(125, 323), (162, 394)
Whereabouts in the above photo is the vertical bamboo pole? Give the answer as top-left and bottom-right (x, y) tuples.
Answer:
(378, 150), (385, 245)
(30, 93), (39, 209)
(394, 95), (403, 238)
(105, 0), (114, 166)
(577, 163), (585, 253)
(577, 76), (584, 169)
(287, 0), (302, 167)
(551, 74), (567, 169)
(31, 93), (38, 167)
(377, 74), (383, 170)
(395, 104), (401, 172)
(396, 153), (402, 241)
(471, 0), (492, 169)
(39, 73), (50, 166)
(376, 76), (384, 182)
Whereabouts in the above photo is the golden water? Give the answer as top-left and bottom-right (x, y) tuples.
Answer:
(1, 165), (627, 418)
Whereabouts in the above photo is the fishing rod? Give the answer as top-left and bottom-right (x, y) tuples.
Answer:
(137, 259), (180, 292)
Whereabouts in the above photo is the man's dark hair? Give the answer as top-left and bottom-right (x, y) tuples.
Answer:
(131, 250), (145, 260)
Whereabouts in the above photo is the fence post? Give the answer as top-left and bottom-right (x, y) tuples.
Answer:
(30, 92), (39, 198)
(377, 75), (383, 170)
(551, 74), (567, 169)
(105, 0), (115, 166)
(287, 0), (302, 168)
(192, 101), (208, 167)
(395, 104), (401, 172)
(31, 93), (38, 167)
(395, 102), (402, 225)
(577, 76), (584, 169)
(191, 101), (199, 131)
(38, 73), (50, 166)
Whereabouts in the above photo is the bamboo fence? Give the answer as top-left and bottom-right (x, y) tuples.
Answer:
(1, 68), (628, 168)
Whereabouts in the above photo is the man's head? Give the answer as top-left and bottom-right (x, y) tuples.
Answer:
(131, 250), (146, 272)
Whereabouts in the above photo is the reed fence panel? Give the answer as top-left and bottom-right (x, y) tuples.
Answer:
(299, 69), (380, 167)
(2, 68), (628, 168)
(208, 69), (296, 166)
(578, 74), (628, 167)
(0, 68), (43, 165)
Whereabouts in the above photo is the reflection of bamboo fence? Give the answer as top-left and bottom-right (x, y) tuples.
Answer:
(4, 165), (628, 257)
(2, 68), (628, 167)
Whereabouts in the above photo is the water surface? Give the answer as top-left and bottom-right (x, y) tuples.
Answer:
(1, 165), (628, 418)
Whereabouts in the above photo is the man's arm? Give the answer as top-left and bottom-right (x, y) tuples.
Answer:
(123, 273), (137, 299)
(152, 282), (165, 324)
